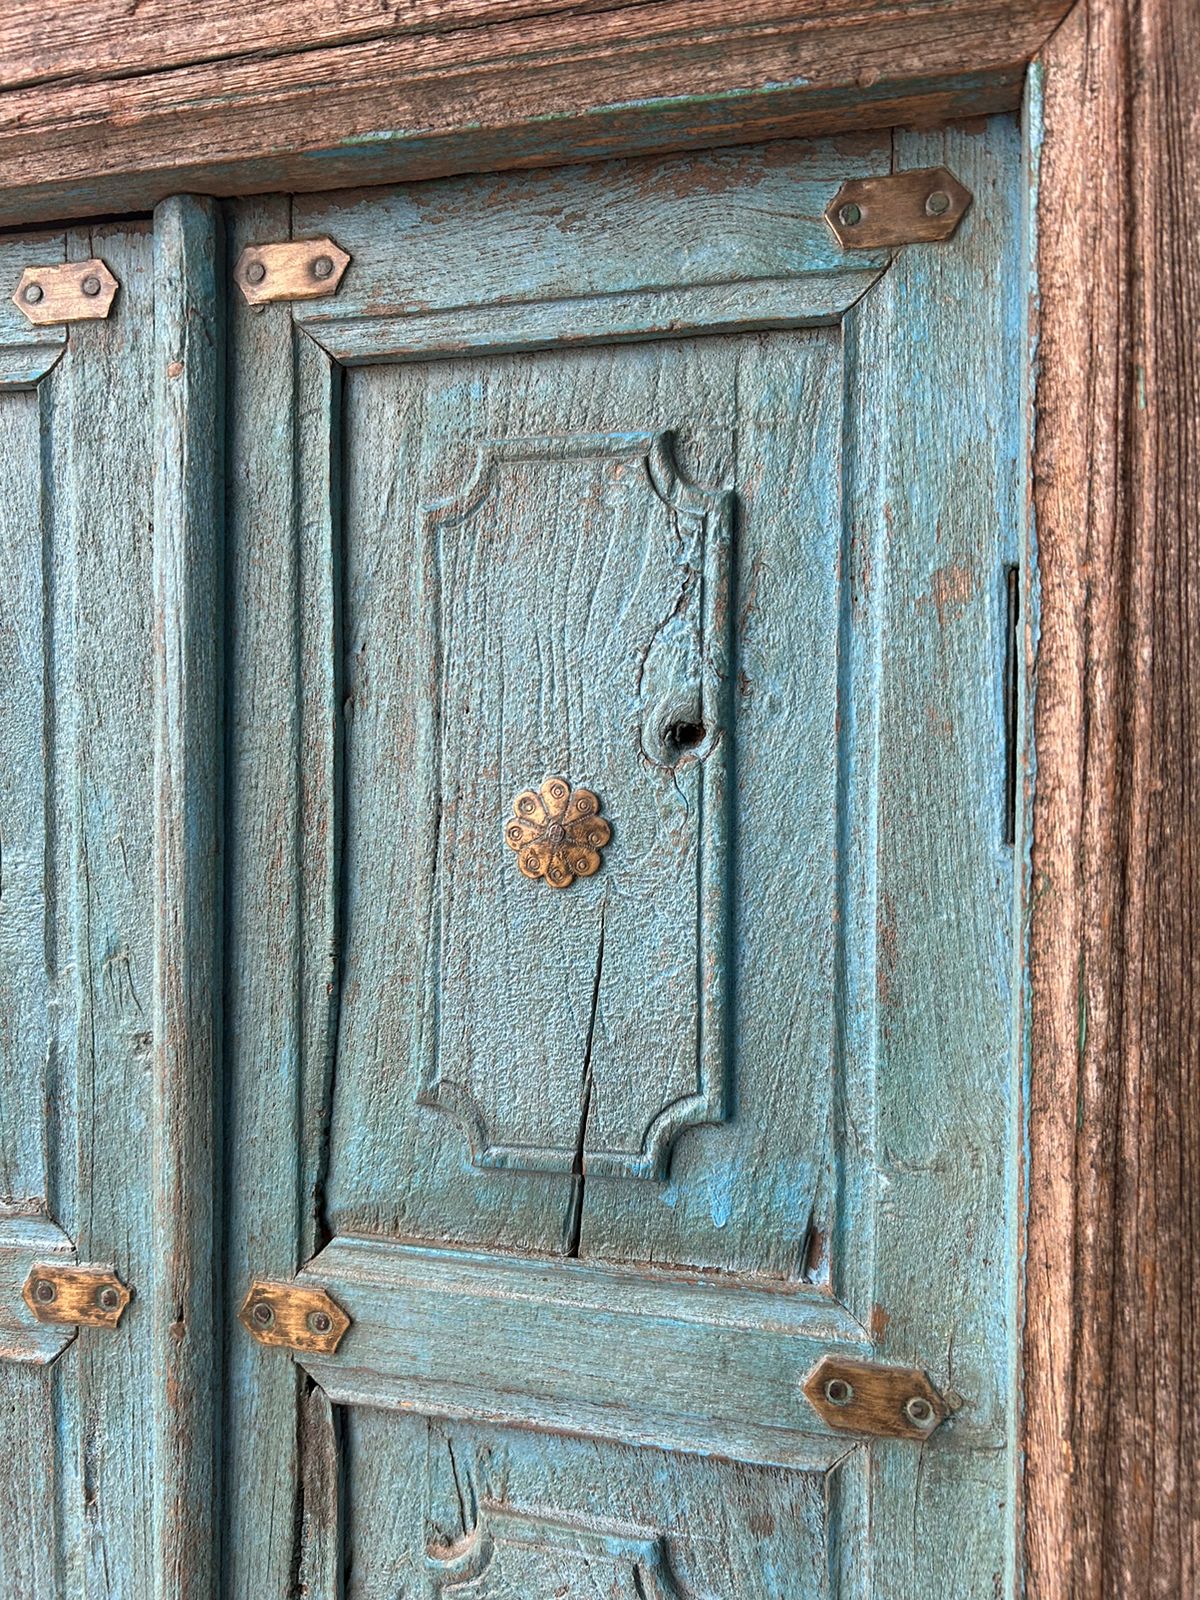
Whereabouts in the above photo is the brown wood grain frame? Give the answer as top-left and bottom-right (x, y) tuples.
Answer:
(1026, 2), (1198, 1595)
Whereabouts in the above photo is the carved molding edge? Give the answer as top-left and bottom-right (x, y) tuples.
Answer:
(0, 1211), (80, 1364)
(414, 429), (732, 1181)
(428, 1501), (687, 1600)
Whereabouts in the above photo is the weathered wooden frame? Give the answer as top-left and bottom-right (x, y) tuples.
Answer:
(0, 1), (1192, 1595)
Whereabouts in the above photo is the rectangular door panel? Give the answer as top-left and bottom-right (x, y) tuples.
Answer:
(225, 117), (1029, 1600)
(331, 329), (845, 1273)
(342, 1410), (841, 1600)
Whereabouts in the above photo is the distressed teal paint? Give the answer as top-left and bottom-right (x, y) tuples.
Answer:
(149, 193), (224, 1600)
(0, 206), (223, 1598)
(0, 118), (1031, 1598)
(227, 123), (1029, 1597)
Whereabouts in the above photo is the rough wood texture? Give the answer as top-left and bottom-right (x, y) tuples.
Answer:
(0, 0), (1070, 227)
(299, 1233), (864, 1468)
(238, 117), (1030, 1596)
(1025, 4), (1200, 1597)
(150, 195), (224, 1600)
(0, 1214), (76, 1364)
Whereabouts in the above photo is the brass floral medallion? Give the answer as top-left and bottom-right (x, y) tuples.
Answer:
(504, 776), (611, 888)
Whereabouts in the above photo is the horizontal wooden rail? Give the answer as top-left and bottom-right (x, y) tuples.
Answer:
(284, 1235), (999, 1468)
(0, 0), (1071, 227)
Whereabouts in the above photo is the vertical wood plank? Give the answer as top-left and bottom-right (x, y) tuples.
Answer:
(223, 194), (305, 1600)
(0, 381), (52, 1208)
(54, 218), (161, 1600)
(150, 194), (223, 1600)
(1026, 3), (1200, 1594)
(844, 115), (1026, 1597)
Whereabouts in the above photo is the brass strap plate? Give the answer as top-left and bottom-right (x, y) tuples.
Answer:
(802, 1354), (950, 1440)
(239, 1278), (351, 1354)
(233, 238), (350, 305)
(12, 259), (120, 324)
(824, 167), (972, 250)
(23, 1262), (132, 1330)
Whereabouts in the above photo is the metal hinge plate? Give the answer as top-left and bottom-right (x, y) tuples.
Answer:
(233, 237), (350, 305)
(13, 259), (120, 324)
(239, 1278), (351, 1354)
(23, 1262), (132, 1329)
(825, 167), (972, 250)
(802, 1354), (951, 1440)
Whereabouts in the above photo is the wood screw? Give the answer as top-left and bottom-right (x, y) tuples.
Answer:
(245, 261), (267, 285)
(32, 1277), (56, 1303)
(22, 282), (43, 304)
(307, 1310), (333, 1335)
(96, 1284), (121, 1312)
(837, 202), (862, 228)
(905, 1395), (935, 1427)
(925, 190), (951, 216)
(251, 1299), (274, 1328)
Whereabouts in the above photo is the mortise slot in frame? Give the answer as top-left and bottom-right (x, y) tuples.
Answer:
(1004, 564), (1020, 846)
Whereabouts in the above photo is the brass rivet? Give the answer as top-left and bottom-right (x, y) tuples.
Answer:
(905, 1395), (935, 1427)
(96, 1284), (121, 1312)
(32, 1277), (57, 1304)
(22, 282), (44, 305)
(81, 275), (102, 298)
(311, 255), (334, 281)
(245, 261), (267, 286)
(307, 1309), (333, 1335)
(837, 203), (862, 228)
(824, 1377), (854, 1407)
(251, 1300), (275, 1328)
(925, 191), (951, 217)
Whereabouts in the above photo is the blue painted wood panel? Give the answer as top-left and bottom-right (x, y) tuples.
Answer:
(219, 118), (1034, 1599)
(0, 203), (223, 1599)
(0, 112), (1030, 1599)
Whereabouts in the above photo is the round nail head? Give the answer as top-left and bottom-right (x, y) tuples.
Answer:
(33, 1277), (56, 1303)
(245, 261), (267, 286)
(23, 282), (44, 305)
(925, 190), (951, 217)
(308, 1309), (333, 1335)
(311, 255), (334, 281)
(824, 1377), (854, 1407)
(81, 275), (102, 298)
(838, 202), (862, 228)
(97, 1284), (121, 1311)
(905, 1395), (935, 1426)
(251, 1300), (274, 1327)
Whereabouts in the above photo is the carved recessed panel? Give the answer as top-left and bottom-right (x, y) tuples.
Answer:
(429, 1502), (686, 1600)
(413, 429), (733, 1180)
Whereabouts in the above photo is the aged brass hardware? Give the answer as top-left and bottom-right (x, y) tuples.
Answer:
(504, 776), (612, 888)
(22, 1262), (132, 1330)
(802, 1354), (950, 1440)
(12, 259), (119, 324)
(824, 167), (972, 250)
(239, 1278), (351, 1355)
(233, 238), (351, 305)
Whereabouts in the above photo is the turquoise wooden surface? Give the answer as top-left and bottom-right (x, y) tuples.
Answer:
(0, 116), (1030, 1598)
(227, 119), (1027, 1597)
(0, 207), (224, 1597)
(148, 193), (224, 1600)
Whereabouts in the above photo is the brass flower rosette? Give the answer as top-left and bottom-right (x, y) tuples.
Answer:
(504, 777), (611, 888)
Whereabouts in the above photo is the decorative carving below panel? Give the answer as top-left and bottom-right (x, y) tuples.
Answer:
(428, 1501), (688, 1600)
(412, 429), (733, 1181)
